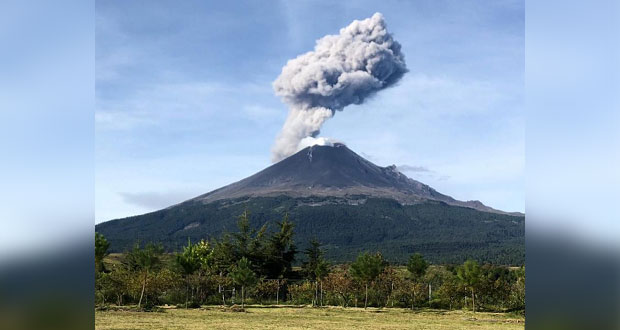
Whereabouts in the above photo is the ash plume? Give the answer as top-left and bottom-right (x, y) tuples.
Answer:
(271, 12), (408, 162)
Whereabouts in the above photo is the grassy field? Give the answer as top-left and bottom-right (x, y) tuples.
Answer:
(95, 306), (524, 330)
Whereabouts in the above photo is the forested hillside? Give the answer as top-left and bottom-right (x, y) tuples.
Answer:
(96, 196), (524, 265)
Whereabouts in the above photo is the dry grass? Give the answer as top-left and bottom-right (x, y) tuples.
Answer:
(95, 305), (524, 330)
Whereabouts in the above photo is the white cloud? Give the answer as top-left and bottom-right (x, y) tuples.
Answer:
(118, 190), (196, 209)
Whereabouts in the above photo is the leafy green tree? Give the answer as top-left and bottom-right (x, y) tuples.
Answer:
(124, 242), (164, 308)
(457, 259), (481, 312)
(230, 257), (257, 308)
(477, 264), (514, 310)
(509, 266), (525, 310)
(406, 253), (429, 309)
(106, 265), (133, 306)
(176, 239), (202, 308)
(436, 272), (465, 310)
(95, 232), (110, 273)
(350, 252), (385, 308)
(191, 240), (215, 303)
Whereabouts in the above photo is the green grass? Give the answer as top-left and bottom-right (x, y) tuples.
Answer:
(95, 306), (524, 330)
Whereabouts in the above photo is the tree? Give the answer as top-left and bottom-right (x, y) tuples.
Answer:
(302, 239), (330, 306)
(406, 253), (429, 309)
(210, 235), (236, 305)
(350, 252), (385, 308)
(105, 265), (133, 306)
(176, 239), (202, 308)
(477, 264), (514, 310)
(230, 257), (257, 308)
(376, 266), (399, 307)
(323, 266), (356, 307)
(457, 259), (481, 312)
(232, 209), (253, 257)
(301, 239), (322, 279)
(436, 272), (465, 310)
(263, 214), (297, 279)
(124, 242), (164, 308)
(315, 259), (330, 306)
(509, 266), (525, 310)
(95, 232), (110, 273)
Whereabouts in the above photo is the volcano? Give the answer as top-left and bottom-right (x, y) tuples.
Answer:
(96, 144), (524, 264)
(195, 144), (513, 215)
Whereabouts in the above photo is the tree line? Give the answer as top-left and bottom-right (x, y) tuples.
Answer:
(95, 211), (524, 312)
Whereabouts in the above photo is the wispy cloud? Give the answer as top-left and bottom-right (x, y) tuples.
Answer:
(397, 164), (451, 181)
(397, 164), (432, 173)
(118, 190), (196, 209)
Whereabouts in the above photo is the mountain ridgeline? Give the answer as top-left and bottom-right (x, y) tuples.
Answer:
(96, 144), (524, 265)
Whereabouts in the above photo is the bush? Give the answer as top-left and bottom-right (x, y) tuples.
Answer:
(288, 281), (314, 305)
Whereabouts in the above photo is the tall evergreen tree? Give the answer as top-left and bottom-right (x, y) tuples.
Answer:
(232, 209), (254, 258)
(232, 209), (268, 272)
(301, 239), (322, 280)
(263, 214), (297, 279)
(302, 239), (330, 306)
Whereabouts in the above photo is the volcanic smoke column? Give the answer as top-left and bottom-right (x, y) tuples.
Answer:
(271, 13), (408, 162)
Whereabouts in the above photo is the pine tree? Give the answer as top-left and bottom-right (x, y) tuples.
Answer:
(263, 214), (297, 279)
(230, 257), (257, 308)
(124, 242), (164, 308)
(302, 239), (330, 306)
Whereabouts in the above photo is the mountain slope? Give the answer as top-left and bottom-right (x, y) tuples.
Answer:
(96, 144), (524, 264)
(194, 144), (517, 215)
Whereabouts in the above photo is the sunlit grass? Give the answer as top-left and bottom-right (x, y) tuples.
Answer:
(95, 306), (524, 330)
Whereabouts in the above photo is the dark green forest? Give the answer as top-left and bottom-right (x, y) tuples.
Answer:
(96, 196), (524, 265)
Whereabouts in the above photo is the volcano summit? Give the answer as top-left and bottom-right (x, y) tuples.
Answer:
(195, 144), (513, 215)
(96, 145), (524, 264)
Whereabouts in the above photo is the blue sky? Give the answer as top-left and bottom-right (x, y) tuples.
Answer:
(96, 0), (524, 223)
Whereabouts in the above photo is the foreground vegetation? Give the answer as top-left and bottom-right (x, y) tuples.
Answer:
(95, 306), (524, 330)
(95, 210), (524, 314)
